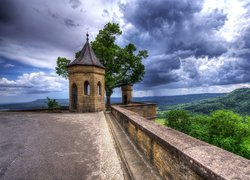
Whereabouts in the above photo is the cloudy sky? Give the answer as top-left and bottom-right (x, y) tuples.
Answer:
(0, 0), (250, 103)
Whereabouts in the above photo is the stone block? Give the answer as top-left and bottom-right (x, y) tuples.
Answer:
(128, 122), (137, 142)
(137, 129), (151, 158)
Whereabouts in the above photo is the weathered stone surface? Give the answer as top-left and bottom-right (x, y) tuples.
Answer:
(137, 129), (151, 158)
(119, 102), (157, 120)
(111, 105), (250, 180)
(128, 122), (137, 143)
(0, 112), (123, 180)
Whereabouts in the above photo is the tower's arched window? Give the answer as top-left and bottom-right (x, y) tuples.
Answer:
(84, 81), (90, 95)
(72, 83), (78, 110)
(97, 82), (102, 96)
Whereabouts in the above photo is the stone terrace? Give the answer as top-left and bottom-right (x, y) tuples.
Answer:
(1, 110), (250, 180)
(0, 112), (123, 180)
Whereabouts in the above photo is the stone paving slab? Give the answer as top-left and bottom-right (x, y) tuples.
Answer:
(0, 112), (123, 180)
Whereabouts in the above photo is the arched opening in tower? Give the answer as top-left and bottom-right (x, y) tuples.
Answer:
(97, 82), (102, 96)
(72, 83), (78, 110)
(84, 81), (90, 95)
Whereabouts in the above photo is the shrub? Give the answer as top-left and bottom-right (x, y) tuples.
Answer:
(46, 97), (60, 110)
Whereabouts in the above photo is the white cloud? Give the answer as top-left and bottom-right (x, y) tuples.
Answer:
(0, 40), (70, 69)
(0, 72), (68, 96)
(150, 83), (250, 96)
(203, 0), (250, 42)
(0, 0), (122, 69)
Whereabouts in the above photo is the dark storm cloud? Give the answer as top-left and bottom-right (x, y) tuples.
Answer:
(142, 72), (179, 87)
(122, 0), (227, 56)
(0, 0), (92, 70)
(0, 0), (17, 24)
(121, 0), (203, 31)
(46, 9), (60, 20)
(141, 53), (182, 87)
(218, 25), (250, 85)
(217, 58), (250, 85)
(102, 9), (110, 17)
(121, 0), (235, 88)
(69, 0), (82, 9)
(242, 27), (250, 49)
(64, 18), (81, 28)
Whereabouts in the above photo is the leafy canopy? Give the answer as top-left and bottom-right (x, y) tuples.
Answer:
(91, 22), (148, 96)
(164, 109), (250, 159)
(55, 57), (70, 79)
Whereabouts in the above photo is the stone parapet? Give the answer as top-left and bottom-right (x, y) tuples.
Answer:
(118, 102), (156, 120)
(111, 105), (250, 180)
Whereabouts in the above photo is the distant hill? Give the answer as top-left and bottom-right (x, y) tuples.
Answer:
(167, 88), (250, 115)
(0, 99), (69, 111)
(0, 93), (224, 111)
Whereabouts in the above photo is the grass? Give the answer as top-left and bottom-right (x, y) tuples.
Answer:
(155, 118), (166, 125)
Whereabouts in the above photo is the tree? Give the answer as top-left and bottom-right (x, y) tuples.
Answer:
(163, 109), (250, 159)
(91, 24), (148, 108)
(209, 110), (250, 154)
(55, 57), (70, 79)
(165, 109), (191, 134)
(55, 22), (148, 108)
(189, 114), (210, 142)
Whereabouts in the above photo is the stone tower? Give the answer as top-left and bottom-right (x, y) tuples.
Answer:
(121, 84), (133, 104)
(67, 34), (105, 112)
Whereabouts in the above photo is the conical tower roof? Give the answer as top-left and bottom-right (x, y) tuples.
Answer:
(68, 33), (105, 69)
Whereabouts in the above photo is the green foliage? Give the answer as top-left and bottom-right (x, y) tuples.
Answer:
(155, 118), (166, 125)
(162, 88), (250, 115)
(189, 114), (210, 142)
(210, 110), (246, 140)
(164, 109), (250, 159)
(165, 110), (191, 134)
(46, 97), (60, 110)
(55, 57), (70, 79)
(239, 139), (250, 159)
(91, 22), (148, 107)
(75, 51), (81, 59)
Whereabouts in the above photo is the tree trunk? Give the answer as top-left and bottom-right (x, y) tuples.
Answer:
(106, 89), (113, 111)
(106, 95), (111, 111)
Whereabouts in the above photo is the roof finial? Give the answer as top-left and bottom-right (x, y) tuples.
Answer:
(86, 32), (89, 42)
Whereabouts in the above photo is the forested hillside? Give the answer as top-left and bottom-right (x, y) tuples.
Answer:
(165, 88), (250, 115)
(156, 88), (250, 159)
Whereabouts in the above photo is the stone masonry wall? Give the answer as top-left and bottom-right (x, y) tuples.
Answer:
(118, 102), (156, 120)
(68, 66), (105, 112)
(111, 105), (250, 180)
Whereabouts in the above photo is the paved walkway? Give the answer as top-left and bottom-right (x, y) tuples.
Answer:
(0, 112), (124, 180)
